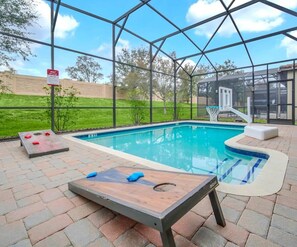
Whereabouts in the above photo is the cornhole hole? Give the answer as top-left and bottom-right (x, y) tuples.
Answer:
(19, 130), (69, 158)
(244, 125), (278, 140)
(69, 167), (225, 247)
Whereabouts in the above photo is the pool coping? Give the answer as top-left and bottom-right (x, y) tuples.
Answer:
(63, 121), (288, 196)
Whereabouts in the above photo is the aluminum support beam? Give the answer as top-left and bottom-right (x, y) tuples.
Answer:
(143, 1), (216, 72)
(219, 0), (254, 66)
(260, 0), (297, 18)
(174, 62), (177, 120)
(152, 39), (166, 62)
(51, 0), (61, 32)
(112, 24), (116, 128)
(115, 15), (129, 45)
(284, 33), (297, 42)
(50, 0), (55, 132)
(293, 61), (296, 125)
(190, 76), (193, 119)
(150, 44), (153, 123)
(178, 26), (297, 61)
(114, 0), (151, 23)
(152, 0), (260, 43)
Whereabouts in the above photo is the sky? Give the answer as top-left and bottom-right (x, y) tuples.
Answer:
(4, 0), (297, 82)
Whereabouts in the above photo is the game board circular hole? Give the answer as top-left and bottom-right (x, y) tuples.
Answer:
(33, 132), (42, 136)
(153, 183), (176, 192)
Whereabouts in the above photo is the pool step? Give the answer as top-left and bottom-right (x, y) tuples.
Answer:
(219, 159), (242, 182)
(240, 158), (263, 184)
(219, 157), (265, 184)
(189, 156), (266, 184)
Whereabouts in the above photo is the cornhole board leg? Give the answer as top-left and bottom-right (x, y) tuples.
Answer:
(160, 228), (176, 247)
(209, 190), (226, 226)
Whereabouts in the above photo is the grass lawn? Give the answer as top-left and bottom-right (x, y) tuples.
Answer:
(0, 94), (267, 138)
(0, 94), (196, 138)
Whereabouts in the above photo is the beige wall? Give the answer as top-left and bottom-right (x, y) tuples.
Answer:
(0, 73), (198, 102)
(0, 73), (126, 99)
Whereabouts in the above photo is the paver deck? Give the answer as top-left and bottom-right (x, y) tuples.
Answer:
(0, 124), (297, 247)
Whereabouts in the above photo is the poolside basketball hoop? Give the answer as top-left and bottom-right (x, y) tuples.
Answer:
(206, 106), (220, 122)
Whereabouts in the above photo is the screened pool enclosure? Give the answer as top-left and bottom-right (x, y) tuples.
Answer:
(1, 0), (297, 138)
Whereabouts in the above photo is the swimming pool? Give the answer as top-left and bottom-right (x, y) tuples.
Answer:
(75, 123), (268, 185)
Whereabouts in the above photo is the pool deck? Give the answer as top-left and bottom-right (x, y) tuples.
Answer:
(0, 124), (297, 247)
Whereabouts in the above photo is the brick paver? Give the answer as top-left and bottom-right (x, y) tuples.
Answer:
(204, 215), (249, 246)
(172, 211), (204, 239)
(0, 221), (28, 247)
(40, 188), (63, 203)
(192, 227), (227, 247)
(246, 234), (280, 247)
(47, 197), (74, 215)
(113, 229), (148, 247)
(267, 226), (297, 247)
(86, 237), (114, 247)
(238, 209), (270, 237)
(247, 197), (274, 217)
(87, 208), (115, 228)
(1, 124), (297, 247)
(134, 223), (163, 247)
(276, 195), (297, 210)
(16, 194), (41, 208)
(191, 196), (213, 218)
(222, 196), (247, 212)
(0, 216), (6, 226)
(70, 195), (89, 206)
(67, 201), (101, 221)
(100, 215), (136, 242)
(23, 208), (53, 230)
(221, 205), (241, 223)
(271, 214), (297, 236)
(174, 235), (198, 247)
(273, 204), (297, 221)
(64, 218), (101, 246)
(14, 185), (45, 200)
(10, 239), (32, 247)
(28, 214), (73, 244)
(0, 198), (17, 215)
(34, 231), (70, 247)
(6, 201), (45, 223)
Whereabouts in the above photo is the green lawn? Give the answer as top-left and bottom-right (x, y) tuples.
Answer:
(1, 94), (267, 138)
(0, 94), (196, 138)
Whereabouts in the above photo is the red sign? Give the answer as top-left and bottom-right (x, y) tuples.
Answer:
(47, 69), (60, 86)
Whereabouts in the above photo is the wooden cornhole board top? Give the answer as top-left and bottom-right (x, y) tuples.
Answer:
(19, 129), (69, 158)
(69, 166), (218, 232)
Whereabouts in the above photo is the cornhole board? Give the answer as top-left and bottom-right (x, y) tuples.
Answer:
(19, 130), (69, 158)
(69, 167), (226, 247)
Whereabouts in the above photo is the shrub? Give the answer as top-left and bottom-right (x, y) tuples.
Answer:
(44, 85), (80, 131)
(128, 89), (147, 125)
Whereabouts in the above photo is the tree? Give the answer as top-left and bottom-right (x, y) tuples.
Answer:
(66, 56), (103, 83)
(0, 70), (14, 94)
(115, 48), (150, 124)
(177, 63), (194, 104)
(0, 0), (38, 70)
(216, 59), (237, 76)
(116, 47), (150, 98)
(153, 54), (175, 114)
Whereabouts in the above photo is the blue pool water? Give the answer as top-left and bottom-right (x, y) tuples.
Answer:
(76, 123), (268, 184)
